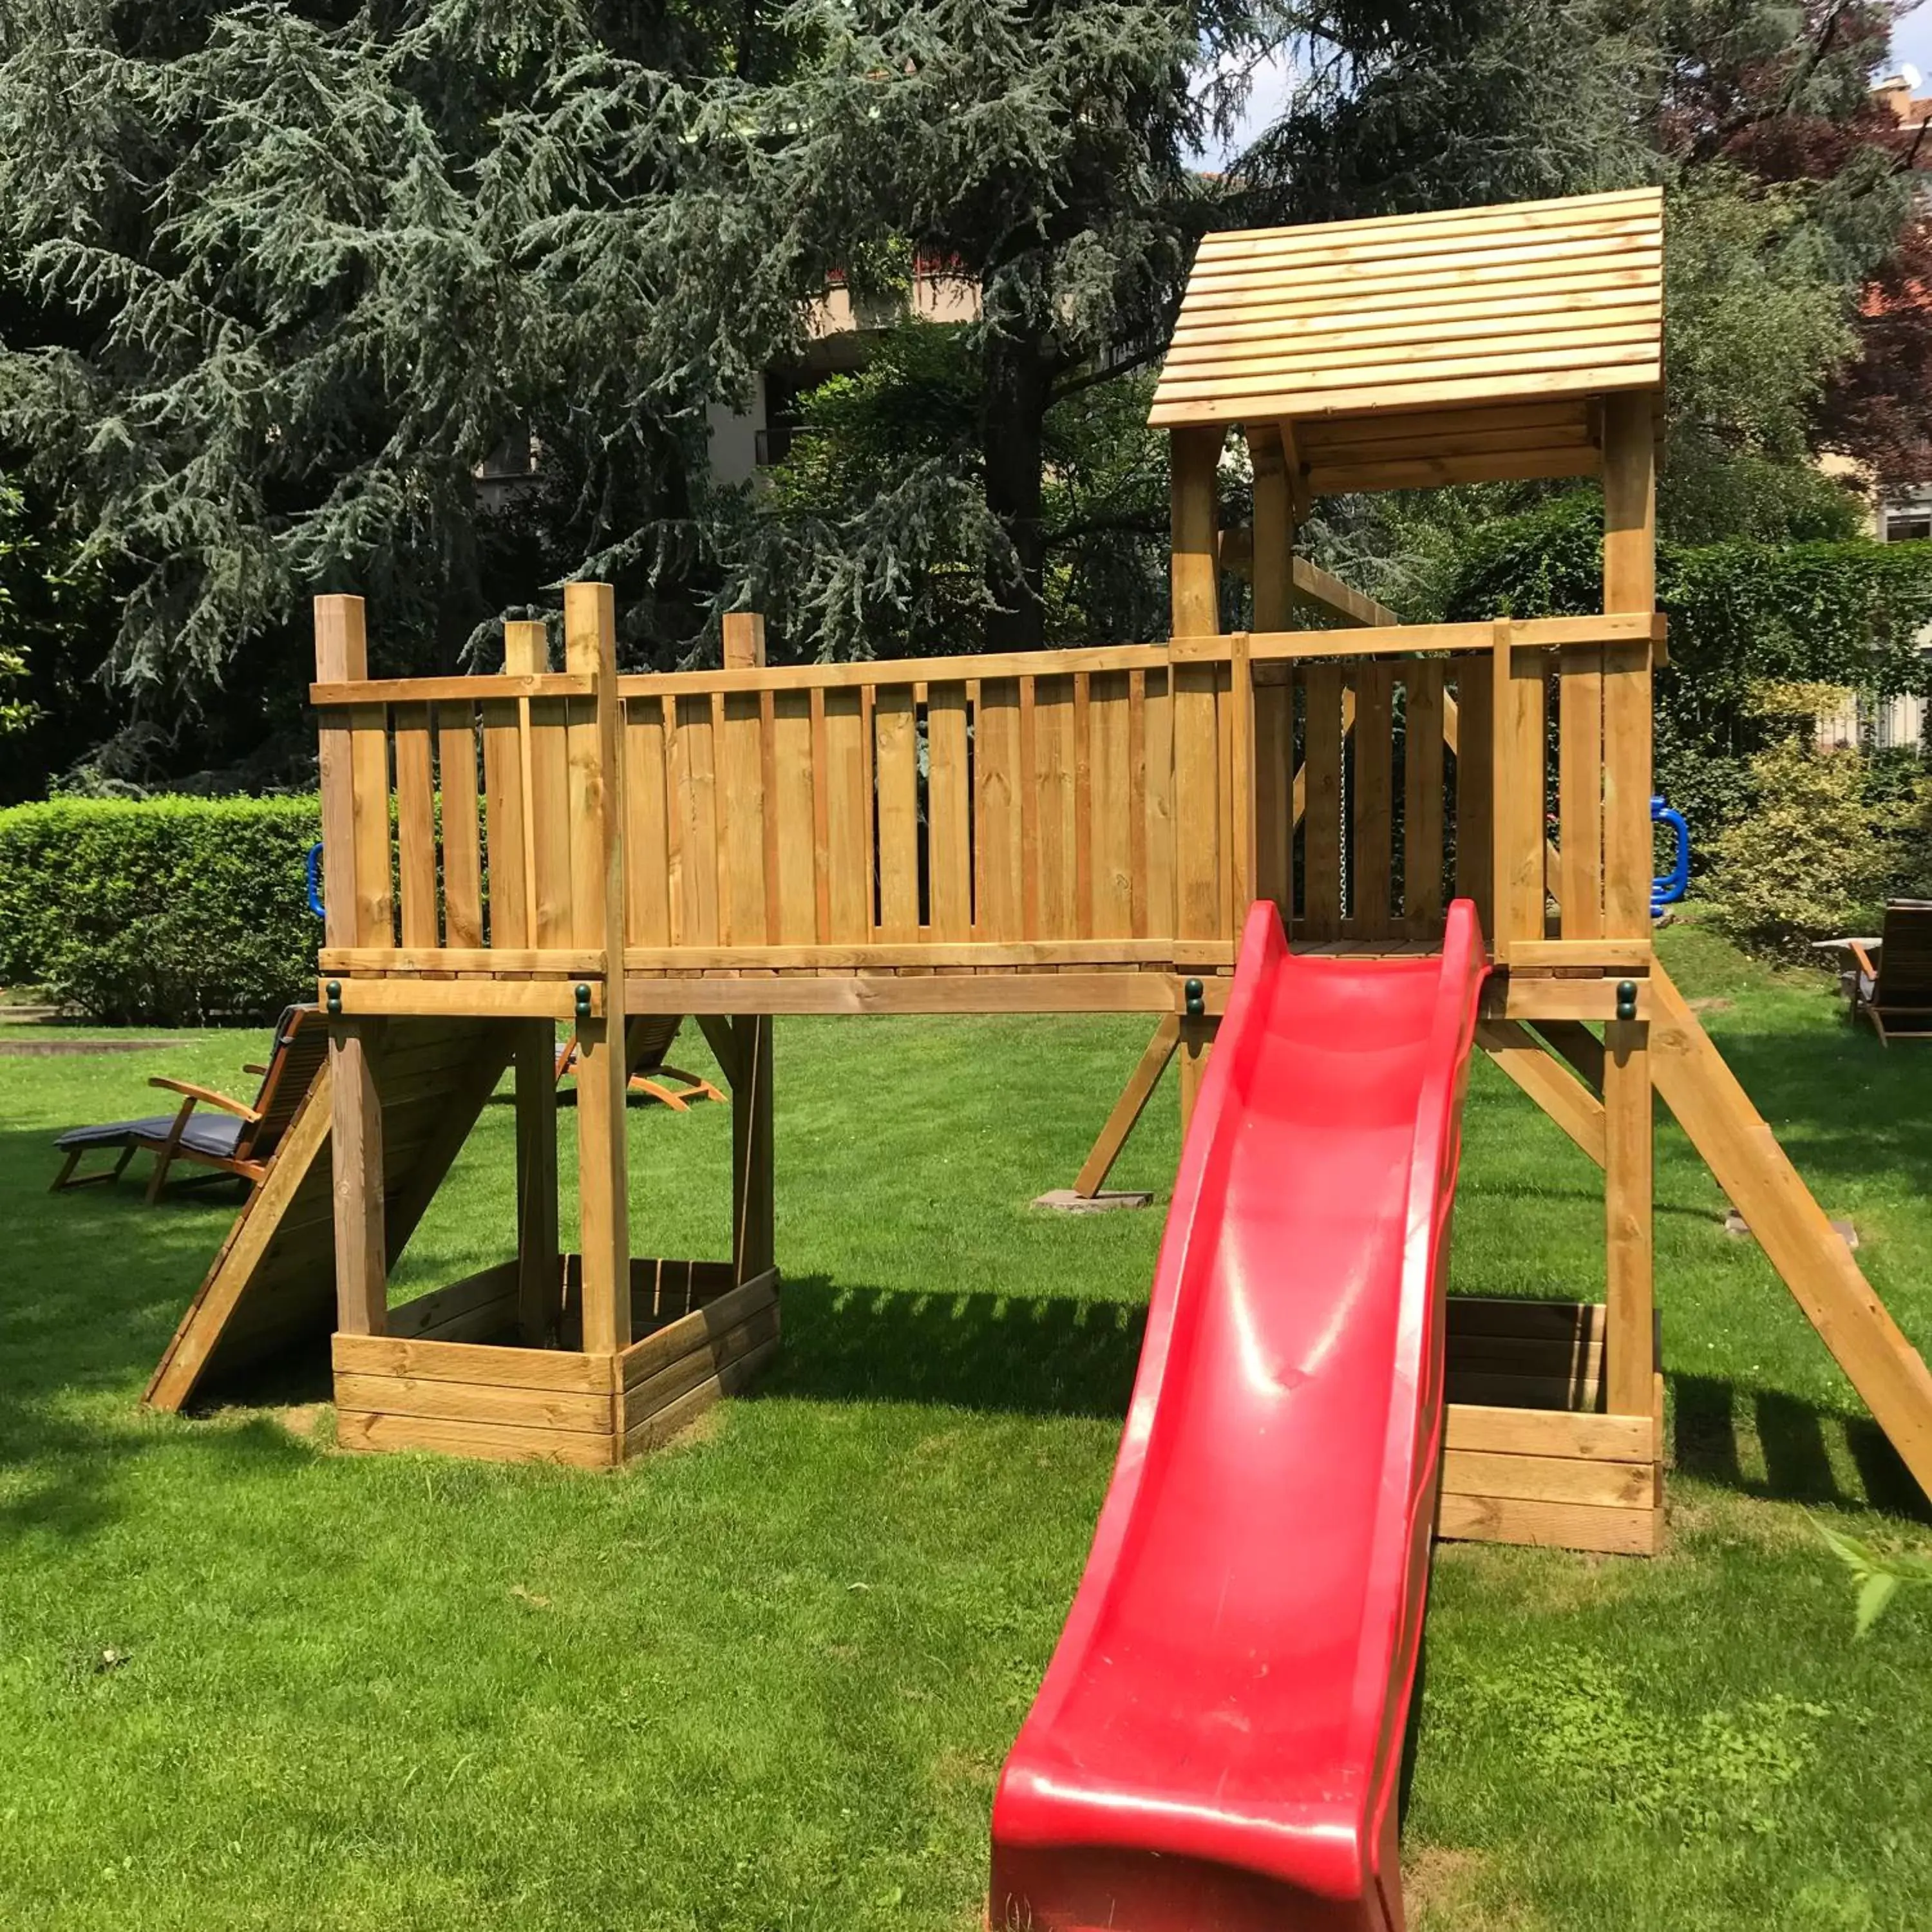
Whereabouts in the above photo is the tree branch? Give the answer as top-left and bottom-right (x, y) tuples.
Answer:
(1045, 509), (1165, 549)
(1049, 341), (1166, 404)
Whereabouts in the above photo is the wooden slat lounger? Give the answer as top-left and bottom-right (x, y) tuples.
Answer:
(51, 1005), (330, 1200)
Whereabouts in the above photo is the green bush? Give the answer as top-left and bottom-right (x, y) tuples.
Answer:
(1703, 687), (1932, 957)
(1443, 495), (1932, 849)
(0, 796), (321, 1022)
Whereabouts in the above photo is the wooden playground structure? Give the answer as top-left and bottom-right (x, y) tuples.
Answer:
(146, 187), (1932, 1555)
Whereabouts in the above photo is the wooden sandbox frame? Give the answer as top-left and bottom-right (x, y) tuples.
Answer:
(175, 187), (1932, 1542)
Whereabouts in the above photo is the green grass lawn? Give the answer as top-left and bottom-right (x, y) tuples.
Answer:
(2, 916), (1929, 1931)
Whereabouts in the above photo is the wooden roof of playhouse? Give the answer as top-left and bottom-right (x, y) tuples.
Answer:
(1149, 187), (1664, 493)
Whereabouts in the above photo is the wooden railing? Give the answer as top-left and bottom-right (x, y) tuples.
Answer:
(310, 600), (1662, 998)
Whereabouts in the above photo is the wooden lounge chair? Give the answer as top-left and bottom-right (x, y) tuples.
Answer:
(1817, 901), (1932, 1044)
(554, 1014), (725, 1110)
(51, 1005), (330, 1200)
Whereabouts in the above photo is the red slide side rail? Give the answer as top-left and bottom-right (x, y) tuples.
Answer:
(990, 900), (1488, 1931)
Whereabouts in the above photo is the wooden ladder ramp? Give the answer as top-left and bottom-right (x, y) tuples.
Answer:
(143, 1018), (514, 1413)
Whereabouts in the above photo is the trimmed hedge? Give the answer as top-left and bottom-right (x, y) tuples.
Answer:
(0, 796), (321, 1023)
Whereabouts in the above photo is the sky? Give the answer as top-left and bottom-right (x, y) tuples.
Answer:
(1894, 1), (1932, 85)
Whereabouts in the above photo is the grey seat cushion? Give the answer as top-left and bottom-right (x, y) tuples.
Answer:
(56, 1113), (245, 1159)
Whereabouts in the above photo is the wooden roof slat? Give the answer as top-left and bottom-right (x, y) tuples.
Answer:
(1188, 186), (1659, 259)
(1182, 249), (1660, 309)
(1155, 335), (1658, 401)
(1173, 285), (1660, 345)
(1164, 305), (1660, 368)
(1150, 188), (1663, 435)
(1186, 217), (1658, 283)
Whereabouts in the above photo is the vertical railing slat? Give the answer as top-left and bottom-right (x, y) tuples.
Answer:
(820, 689), (870, 943)
(671, 694), (721, 944)
(1087, 672), (1135, 940)
(1403, 663), (1446, 937)
(1302, 661), (1343, 940)
(1253, 665), (1293, 926)
(1560, 645), (1605, 940)
(927, 683), (973, 942)
(1352, 662), (1394, 939)
(720, 690), (768, 945)
(974, 679), (1024, 941)
(438, 706), (484, 949)
(873, 685), (920, 940)
(393, 703), (438, 947)
(1491, 623), (1548, 955)
(1034, 676), (1078, 940)
(622, 694), (672, 947)
(1453, 658), (1494, 937)
(1172, 659), (1222, 942)
(772, 690), (819, 944)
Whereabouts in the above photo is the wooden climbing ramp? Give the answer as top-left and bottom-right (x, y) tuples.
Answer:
(143, 1018), (514, 1412)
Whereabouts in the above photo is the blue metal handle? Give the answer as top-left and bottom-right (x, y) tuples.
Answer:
(1651, 797), (1689, 916)
(306, 842), (326, 920)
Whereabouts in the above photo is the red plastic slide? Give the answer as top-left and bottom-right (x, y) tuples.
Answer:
(990, 899), (1488, 1932)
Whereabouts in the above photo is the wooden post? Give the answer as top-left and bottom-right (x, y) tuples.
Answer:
(1178, 1018), (1211, 1142)
(1602, 393), (1656, 940)
(1604, 1005), (1653, 1415)
(721, 612), (773, 1280)
(1601, 393), (1656, 1416)
(1170, 429), (1223, 1131)
(731, 1014), (775, 1283)
(1169, 427), (1222, 640)
(1249, 432), (1296, 922)
(316, 596), (388, 1337)
(723, 611), (767, 670)
(504, 618), (546, 933)
(565, 582), (630, 1356)
(514, 1020), (560, 1344)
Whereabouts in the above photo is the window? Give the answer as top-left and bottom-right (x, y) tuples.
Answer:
(1883, 504), (1932, 543)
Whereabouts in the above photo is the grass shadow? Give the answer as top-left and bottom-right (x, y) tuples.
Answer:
(1670, 1370), (1931, 1522)
(766, 1274), (1146, 1421)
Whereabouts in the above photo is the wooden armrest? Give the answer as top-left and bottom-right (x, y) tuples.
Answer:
(1848, 941), (1879, 980)
(147, 1076), (261, 1121)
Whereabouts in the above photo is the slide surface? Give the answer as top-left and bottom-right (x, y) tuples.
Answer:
(990, 900), (1488, 1931)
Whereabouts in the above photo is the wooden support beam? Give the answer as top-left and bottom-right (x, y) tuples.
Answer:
(313, 596), (366, 955)
(565, 582), (631, 1356)
(1475, 1018), (1606, 1168)
(1169, 426), (1224, 639)
(1601, 391), (1656, 938)
(722, 611), (768, 670)
(730, 1014), (775, 1284)
(329, 1020), (386, 1336)
(1074, 1016), (1181, 1198)
(1290, 557), (1398, 629)
(1177, 1015), (1215, 1143)
(1534, 1018), (1607, 1094)
(515, 1020), (561, 1344)
(1245, 426), (1294, 633)
(694, 1012), (747, 1088)
(1603, 1015), (1654, 1416)
(1651, 962), (1932, 1505)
